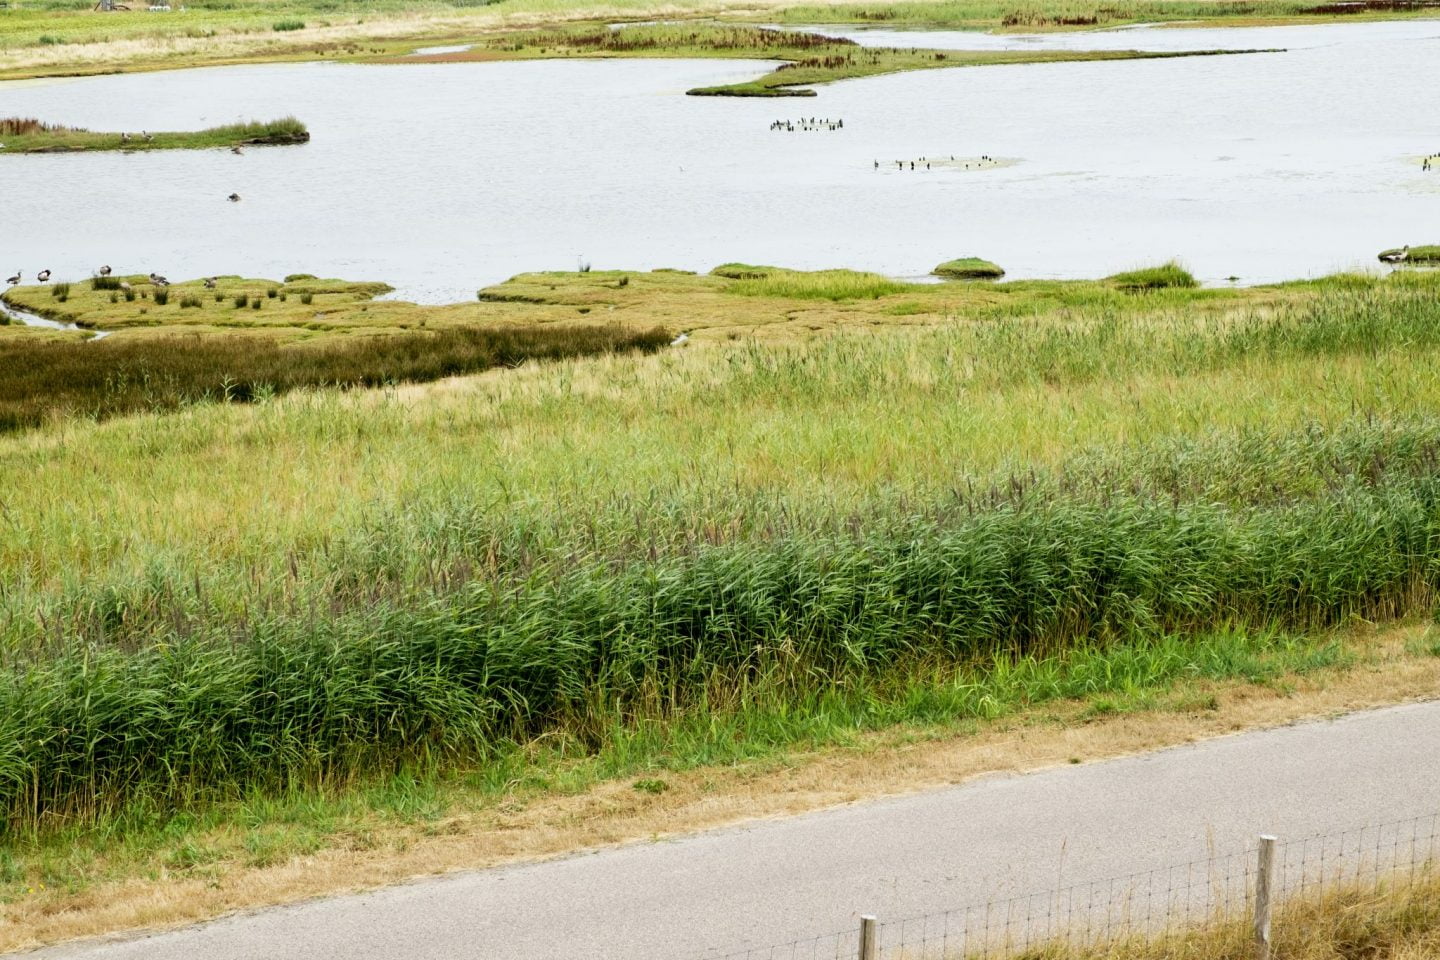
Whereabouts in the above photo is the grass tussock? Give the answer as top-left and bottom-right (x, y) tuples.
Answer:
(1107, 261), (1199, 291)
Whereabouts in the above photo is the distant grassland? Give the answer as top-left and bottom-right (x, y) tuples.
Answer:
(4, 271), (1440, 831)
(0, 116), (307, 153)
(0, 0), (1427, 81)
(774, 0), (1440, 28)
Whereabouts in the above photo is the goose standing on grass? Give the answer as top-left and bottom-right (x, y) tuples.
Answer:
(203, 276), (217, 289)
(5, 271), (19, 286)
(98, 264), (112, 277)
(1380, 245), (1411, 264)
(148, 272), (169, 286)
(142, 131), (153, 142)
(36, 269), (51, 282)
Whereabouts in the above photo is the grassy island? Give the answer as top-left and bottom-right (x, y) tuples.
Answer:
(934, 257), (1006, 279)
(395, 24), (1273, 97)
(0, 116), (308, 154)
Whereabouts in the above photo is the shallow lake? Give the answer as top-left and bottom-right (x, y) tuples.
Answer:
(2, 18), (1438, 302)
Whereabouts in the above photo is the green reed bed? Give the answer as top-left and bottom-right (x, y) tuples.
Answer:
(1, 457), (1437, 831)
(0, 322), (670, 433)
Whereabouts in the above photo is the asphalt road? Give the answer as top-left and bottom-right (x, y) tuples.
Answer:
(25, 700), (1440, 960)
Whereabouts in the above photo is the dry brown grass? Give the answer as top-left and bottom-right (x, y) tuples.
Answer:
(2, 622), (1436, 955)
(1017, 865), (1440, 960)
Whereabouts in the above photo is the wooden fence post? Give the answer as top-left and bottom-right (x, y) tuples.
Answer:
(858, 914), (877, 960)
(1254, 834), (1277, 960)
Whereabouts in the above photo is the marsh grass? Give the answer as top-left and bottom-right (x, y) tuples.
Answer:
(4, 278), (1440, 835)
(727, 267), (918, 299)
(0, 323), (669, 433)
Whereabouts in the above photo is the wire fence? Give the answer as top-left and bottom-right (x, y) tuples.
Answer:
(696, 810), (1440, 960)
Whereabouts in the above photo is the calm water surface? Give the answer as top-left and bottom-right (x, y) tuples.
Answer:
(2, 19), (1438, 302)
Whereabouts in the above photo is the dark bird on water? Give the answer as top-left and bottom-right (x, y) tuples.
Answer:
(227, 193), (241, 202)
(231, 146), (244, 155)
